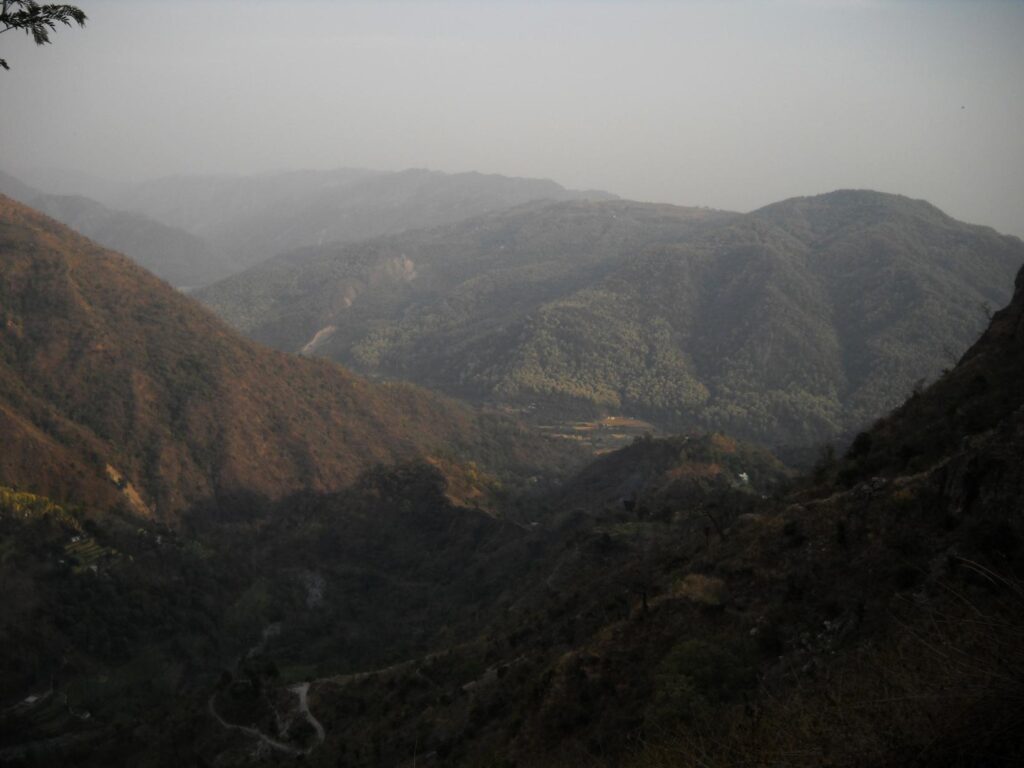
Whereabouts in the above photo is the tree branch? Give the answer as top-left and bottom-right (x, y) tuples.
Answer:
(0, 1), (86, 70)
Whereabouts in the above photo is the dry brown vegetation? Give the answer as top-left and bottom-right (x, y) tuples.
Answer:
(0, 195), (584, 520)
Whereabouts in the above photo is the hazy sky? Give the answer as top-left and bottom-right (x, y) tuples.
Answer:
(2, 0), (1023, 235)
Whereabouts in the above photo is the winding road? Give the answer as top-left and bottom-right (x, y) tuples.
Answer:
(207, 682), (325, 756)
(292, 683), (325, 744)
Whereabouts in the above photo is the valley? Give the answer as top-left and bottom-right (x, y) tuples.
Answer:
(3, 2), (1023, 764)
(0, 175), (1022, 768)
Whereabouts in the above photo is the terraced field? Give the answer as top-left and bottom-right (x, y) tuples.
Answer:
(63, 537), (117, 573)
(533, 415), (660, 453)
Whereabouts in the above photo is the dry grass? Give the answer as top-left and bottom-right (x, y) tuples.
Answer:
(672, 575), (730, 607)
(627, 568), (1024, 768)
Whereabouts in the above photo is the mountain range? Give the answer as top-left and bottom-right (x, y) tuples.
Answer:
(1, 179), (1022, 767)
(2, 205), (1019, 766)
(115, 168), (615, 274)
(3, 167), (615, 287)
(198, 189), (1024, 448)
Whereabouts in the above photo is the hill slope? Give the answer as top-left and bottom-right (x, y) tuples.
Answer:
(197, 198), (733, 347)
(199, 190), (1023, 447)
(0, 195), (577, 519)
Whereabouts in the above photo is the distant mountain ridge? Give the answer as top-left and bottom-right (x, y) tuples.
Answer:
(27, 193), (224, 288)
(4, 167), (615, 287)
(114, 167), (617, 278)
(0, 170), (39, 204)
(0, 171), (223, 287)
(198, 189), (1024, 448)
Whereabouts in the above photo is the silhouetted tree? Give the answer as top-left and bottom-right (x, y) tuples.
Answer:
(0, 1), (86, 70)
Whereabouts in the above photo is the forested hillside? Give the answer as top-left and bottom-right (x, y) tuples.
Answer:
(197, 199), (733, 346)
(199, 190), (1023, 448)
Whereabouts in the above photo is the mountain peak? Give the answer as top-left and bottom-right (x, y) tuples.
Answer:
(751, 188), (961, 240)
